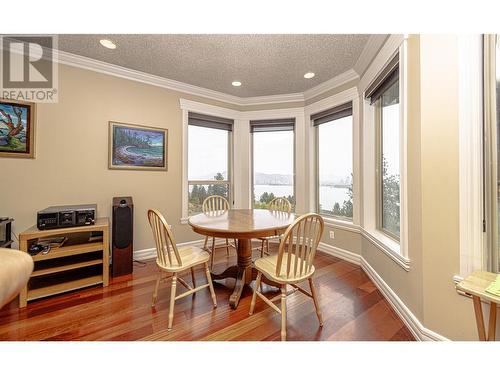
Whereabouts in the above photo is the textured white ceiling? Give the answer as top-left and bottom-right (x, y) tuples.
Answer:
(31, 34), (372, 97)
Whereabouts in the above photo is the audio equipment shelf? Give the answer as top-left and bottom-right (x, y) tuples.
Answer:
(31, 241), (103, 261)
(18, 217), (109, 308)
(28, 275), (103, 301)
(32, 258), (103, 277)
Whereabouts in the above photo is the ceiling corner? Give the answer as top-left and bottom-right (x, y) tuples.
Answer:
(353, 34), (390, 77)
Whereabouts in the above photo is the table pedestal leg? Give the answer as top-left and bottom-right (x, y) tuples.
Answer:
(228, 239), (253, 308)
(211, 238), (253, 309)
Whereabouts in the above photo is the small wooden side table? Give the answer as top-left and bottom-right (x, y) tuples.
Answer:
(456, 271), (499, 341)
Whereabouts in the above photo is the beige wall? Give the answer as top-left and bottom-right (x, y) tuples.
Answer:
(0, 64), (241, 251)
(418, 35), (478, 340)
(320, 227), (362, 255)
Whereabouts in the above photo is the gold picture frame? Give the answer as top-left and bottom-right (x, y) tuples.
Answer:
(108, 121), (168, 171)
(0, 98), (36, 159)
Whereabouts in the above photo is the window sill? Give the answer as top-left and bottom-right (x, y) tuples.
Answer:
(321, 216), (361, 234)
(180, 217), (189, 225)
(361, 228), (411, 271)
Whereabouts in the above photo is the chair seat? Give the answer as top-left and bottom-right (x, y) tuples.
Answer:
(157, 245), (210, 272)
(254, 254), (315, 283)
(257, 234), (282, 241)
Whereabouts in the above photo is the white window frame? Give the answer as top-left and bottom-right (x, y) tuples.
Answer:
(313, 103), (356, 222)
(180, 99), (239, 223)
(305, 87), (361, 231)
(456, 35), (486, 278)
(187, 126), (233, 216)
(250, 124), (296, 211)
(375, 78), (401, 242)
(241, 108), (306, 212)
(180, 99), (305, 222)
(359, 34), (410, 270)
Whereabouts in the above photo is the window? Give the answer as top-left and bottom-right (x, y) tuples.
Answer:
(484, 34), (500, 273)
(379, 81), (400, 238)
(366, 54), (400, 240)
(187, 112), (232, 215)
(313, 102), (353, 220)
(251, 118), (295, 209)
(494, 35), (500, 272)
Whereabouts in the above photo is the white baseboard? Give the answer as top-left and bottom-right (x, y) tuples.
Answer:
(317, 242), (448, 341)
(132, 238), (229, 261)
(359, 258), (448, 341)
(133, 247), (157, 261)
(317, 242), (362, 265)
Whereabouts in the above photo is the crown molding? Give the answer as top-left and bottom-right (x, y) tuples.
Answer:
(56, 49), (306, 106)
(55, 49), (247, 106)
(179, 98), (241, 119)
(303, 68), (359, 101)
(238, 106), (305, 120)
(358, 34), (405, 94)
(179, 97), (304, 121)
(238, 92), (304, 105)
(304, 86), (359, 117)
(50, 44), (374, 107)
(353, 34), (389, 76)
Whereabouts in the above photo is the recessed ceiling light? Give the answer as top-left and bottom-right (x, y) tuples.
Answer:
(99, 39), (116, 49)
(304, 72), (315, 79)
(232, 81), (242, 87)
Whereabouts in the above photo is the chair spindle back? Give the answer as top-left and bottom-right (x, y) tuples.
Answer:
(202, 195), (230, 213)
(147, 209), (182, 268)
(268, 197), (292, 213)
(275, 213), (324, 279)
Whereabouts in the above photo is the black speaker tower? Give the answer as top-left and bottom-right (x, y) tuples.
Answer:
(112, 196), (133, 276)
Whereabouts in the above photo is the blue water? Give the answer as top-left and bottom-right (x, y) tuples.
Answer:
(127, 146), (163, 157)
(253, 184), (349, 210)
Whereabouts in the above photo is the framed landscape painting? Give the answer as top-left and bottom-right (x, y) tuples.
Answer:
(108, 121), (168, 171)
(0, 99), (36, 158)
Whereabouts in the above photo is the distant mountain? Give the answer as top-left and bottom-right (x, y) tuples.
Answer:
(254, 173), (293, 185)
(195, 171), (228, 180)
(194, 171), (351, 187)
(320, 175), (352, 187)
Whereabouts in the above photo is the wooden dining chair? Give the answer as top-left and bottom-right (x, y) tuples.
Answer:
(148, 209), (217, 330)
(202, 195), (236, 269)
(249, 213), (324, 341)
(255, 197), (292, 257)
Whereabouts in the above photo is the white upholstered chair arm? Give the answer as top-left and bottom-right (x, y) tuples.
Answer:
(0, 249), (33, 308)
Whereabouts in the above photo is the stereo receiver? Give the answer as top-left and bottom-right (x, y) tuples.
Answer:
(37, 204), (97, 230)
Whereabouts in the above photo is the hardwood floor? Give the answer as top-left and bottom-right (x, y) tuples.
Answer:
(0, 243), (415, 341)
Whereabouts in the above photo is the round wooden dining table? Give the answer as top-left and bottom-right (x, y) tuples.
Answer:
(188, 209), (295, 309)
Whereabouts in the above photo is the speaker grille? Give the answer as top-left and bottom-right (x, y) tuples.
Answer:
(114, 206), (132, 249)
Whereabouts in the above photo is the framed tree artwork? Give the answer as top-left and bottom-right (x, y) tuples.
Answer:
(0, 99), (36, 158)
(108, 121), (168, 171)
